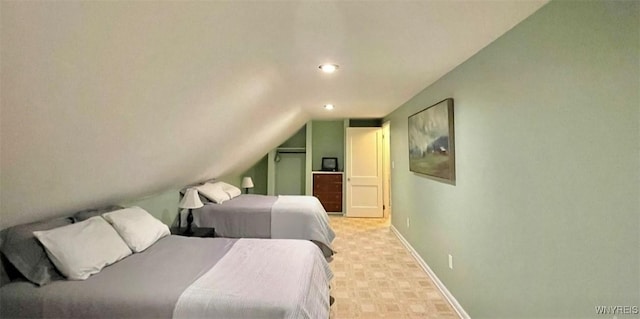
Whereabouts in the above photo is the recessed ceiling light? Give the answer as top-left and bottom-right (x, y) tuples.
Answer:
(319, 64), (339, 73)
(324, 104), (335, 110)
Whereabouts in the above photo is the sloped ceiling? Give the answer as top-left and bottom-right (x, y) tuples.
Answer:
(0, 1), (547, 228)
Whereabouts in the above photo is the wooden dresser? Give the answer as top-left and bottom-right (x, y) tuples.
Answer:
(312, 172), (343, 213)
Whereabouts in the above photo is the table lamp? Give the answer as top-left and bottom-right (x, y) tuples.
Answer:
(179, 188), (204, 235)
(241, 177), (254, 194)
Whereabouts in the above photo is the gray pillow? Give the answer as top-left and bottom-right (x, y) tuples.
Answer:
(72, 205), (124, 222)
(0, 216), (73, 286)
(0, 252), (23, 287)
(0, 255), (11, 287)
(199, 194), (211, 204)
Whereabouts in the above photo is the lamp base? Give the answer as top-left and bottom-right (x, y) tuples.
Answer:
(185, 209), (194, 235)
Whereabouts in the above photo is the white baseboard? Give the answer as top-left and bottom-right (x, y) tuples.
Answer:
(390, 225), (471, 319)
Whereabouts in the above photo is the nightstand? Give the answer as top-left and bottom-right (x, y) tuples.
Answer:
(170, 227), (215, 238)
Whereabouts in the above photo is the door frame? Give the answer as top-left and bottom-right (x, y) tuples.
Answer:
(382, 121), (391, 218)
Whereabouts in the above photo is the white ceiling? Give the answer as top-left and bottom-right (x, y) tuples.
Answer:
(0, 1), (547, 228)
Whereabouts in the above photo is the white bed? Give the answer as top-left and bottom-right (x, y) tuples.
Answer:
(0, 207), (333, 319)
(192, 194), (336, 258)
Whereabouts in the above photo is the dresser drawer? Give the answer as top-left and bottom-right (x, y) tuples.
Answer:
(314, 192), (342, 204)
(313, 182), (342, 193)
(313, 174), (342, 183)
(321, 202), (342, 212)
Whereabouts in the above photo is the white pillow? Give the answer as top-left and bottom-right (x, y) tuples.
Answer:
(102, 206), (170, 253)
(33, 216), (132, 280)
(196, 182), (230, 203)
(219, 182), (242, 199)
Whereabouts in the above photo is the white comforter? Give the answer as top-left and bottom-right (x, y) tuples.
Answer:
(271, 195), (336, 255)
(173, 238), (333, 319)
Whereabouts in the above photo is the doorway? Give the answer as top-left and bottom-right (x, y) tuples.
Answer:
(275, 152), (306, 195)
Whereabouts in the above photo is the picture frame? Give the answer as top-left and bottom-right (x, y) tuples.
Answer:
(408, 98), (455, 184)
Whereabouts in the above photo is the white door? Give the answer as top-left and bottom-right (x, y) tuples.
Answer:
(345, 127), (383, 218)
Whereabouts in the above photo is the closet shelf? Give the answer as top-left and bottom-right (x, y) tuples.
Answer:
(276, 147), (306, 153)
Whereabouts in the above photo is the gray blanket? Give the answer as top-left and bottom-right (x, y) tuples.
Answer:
(196, 194), (276, 238)
(194, 195), (335, 258)
(0, 236), (237, 318)
(0, 236), (333, 319)
(271, 195), (336, 258)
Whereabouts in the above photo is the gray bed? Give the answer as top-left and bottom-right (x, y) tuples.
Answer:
(193, 194), (336, 258)
(0, 236), (333, 319)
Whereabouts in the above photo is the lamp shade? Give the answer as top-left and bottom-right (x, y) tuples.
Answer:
(241, 177), (254, 189)
(179, 188), (204, 209)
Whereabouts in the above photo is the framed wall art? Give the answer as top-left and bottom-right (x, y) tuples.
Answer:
(408, 98), (455, 184)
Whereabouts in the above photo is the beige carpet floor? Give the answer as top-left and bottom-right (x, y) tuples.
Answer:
(328, 215), (459, 319)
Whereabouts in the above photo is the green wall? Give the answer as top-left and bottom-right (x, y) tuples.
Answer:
(242, 155), (268, 195)
(121, 174), (245, 227)
(312, 120), (345, 171)
(279, 125), (306, 148)
(120, 188), (180, 226)
(384, 1), (639, 318)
